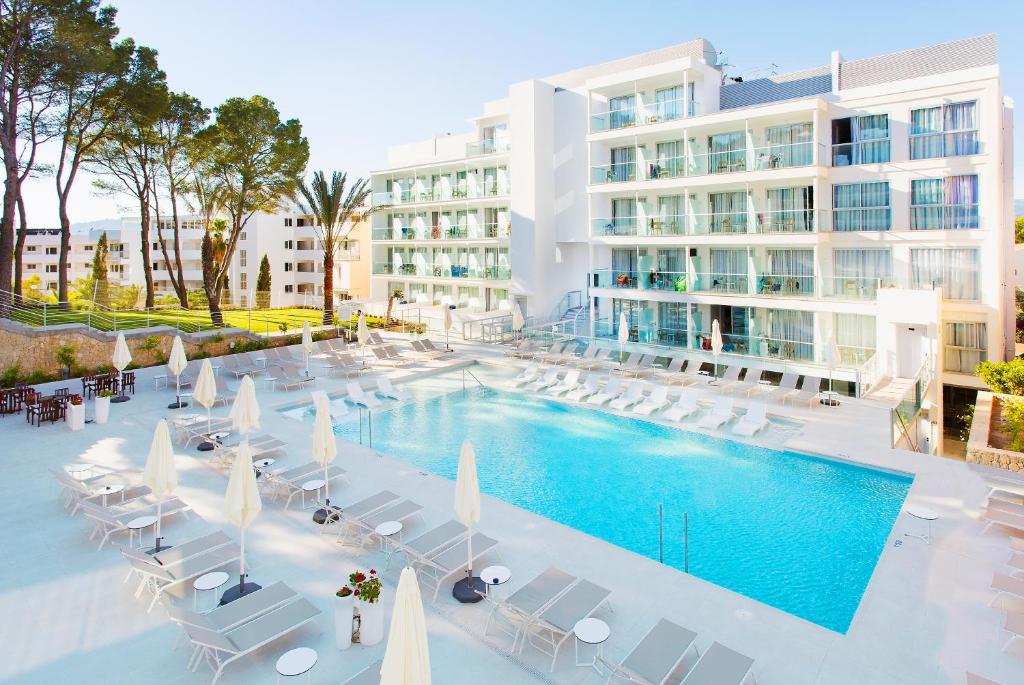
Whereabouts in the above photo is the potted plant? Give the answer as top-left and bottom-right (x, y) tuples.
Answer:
(67, 394), (85, 431)
(334, 585), (354, 650)
(350, 568), (383, 646)
(55, 345), (77, 380)
(95, 389), (112, 425)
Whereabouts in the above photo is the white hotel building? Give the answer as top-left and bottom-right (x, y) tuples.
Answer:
(370, 34), (1015, 454)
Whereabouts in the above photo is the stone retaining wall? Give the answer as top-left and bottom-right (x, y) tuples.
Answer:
(966, 390), (1024, 472)
(0, 318), (261, 378)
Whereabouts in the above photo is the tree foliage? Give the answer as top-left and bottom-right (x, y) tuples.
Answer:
(979, 358), (1024, 396)
(255, 254), (271, 308)
(90, 230), (108, 305)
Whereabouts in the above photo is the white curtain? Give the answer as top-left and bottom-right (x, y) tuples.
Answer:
(833, 248), (891, 279)
(769, 309), (814, 360)
(834, 313), (876, 363)
(767, 249), (814, 293)
(944, 321), (987, 372)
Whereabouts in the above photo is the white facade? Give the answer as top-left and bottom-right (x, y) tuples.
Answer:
(370, 34), (1014, 453)
(19, 227), (131, 294)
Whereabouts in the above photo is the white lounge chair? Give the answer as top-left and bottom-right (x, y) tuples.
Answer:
(714, 365), (742, 392)
(698, 397), (736, 429)
(520, 578), (612, 671)
(587, 375), (623, 405)
(346, 381), (382, 409)
(565, 374), (601, 402)
(511, 362), (541, 387)
(602, 618), (699, 685)
(679, 642), (756, 685)
(663, 391), (700, 422)
(526, 368), (560, 392)
(413, 532), (500, 602)
(547, 369), (581, 396)
(609, 381), (645, 410)
(785, 376), (822, 407)
(309, 390), (350, 420)
(766, 373), (799, 402)
(484, 567), (578, 650)
(675, 362), (709, 387)
(376, 377), (412, 401)
(733, 402), (770, 436)
(728, 368), (763, 396)
(634, 385), (670, 415)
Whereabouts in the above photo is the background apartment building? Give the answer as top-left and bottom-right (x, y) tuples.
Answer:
(370, 34), (1014, 455)
(20, 226), (131, 294)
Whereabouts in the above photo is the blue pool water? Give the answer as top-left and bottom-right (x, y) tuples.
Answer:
(326, 380), (911, 633)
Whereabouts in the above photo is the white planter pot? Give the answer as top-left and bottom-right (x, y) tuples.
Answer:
(335, 594), (353, 650)
(358, 599), (384, 646)
(67, 403), (85, 431)
(94, 396), (111, 425)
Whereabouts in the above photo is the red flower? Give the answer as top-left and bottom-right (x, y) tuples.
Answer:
(369, 569), (377, 576)
(354, 590), (360, 596)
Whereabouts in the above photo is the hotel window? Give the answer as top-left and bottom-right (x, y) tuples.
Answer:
(768, 309), (815, 361)
(834, 313), (877, 365)
(45, 264), (57, 273)
(657, 301), (687, 345)
(944, 321), (987, 373)
(708, 191), (747, 233)
(605, 146), (635, 183)
(608, 93), (636, 129)
(764, 186), (814, 233)
(45, 247), (57, 255)
(762, 122), (813, 168)
(910, 101), (979, 159)
(239, 272), (247, 290)
(765, 249), (814, 294)
(284, 284), (293, 293)
(910, 175), (979, 229)
(84, 245), (94, 251)
(26, 263), (37, 270)
(831, 114), (890, 165)
(284, 217), (293, 226)
(239, 232), (246, 240)
(833, 182), (891, 231)
(833, 248), (892, 296)
(651, 140), (684, 179)
(26, 245), (36, 252)
(652, 85), (684, 122)
(910, 247), (980, 301)
(707, 131), (746, 174)
(284, 262), (293, 272)
(239, 250), (247, 267)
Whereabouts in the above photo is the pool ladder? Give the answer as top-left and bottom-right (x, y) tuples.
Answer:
(462, 368), (485, 391)
(658, 504), (690, 573)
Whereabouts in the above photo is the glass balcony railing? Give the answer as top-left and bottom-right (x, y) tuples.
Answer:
(750, 141), (814, 169)
(828, 208), (892, 232)
(482, 222), (511, 238)
(590, 162), (637, 184)
(755, 209), (816, 233)
(592, 268), (688, 292)
(690, 149), (747, 175)
(590, 98), (700, 133)
(373, 262), (395, 275)
(590, 107), (637, 133)
(590, 215), (686, 237)
(909, 131), (980, 160)
(824, 277), (885, 300)
(691, 212), (749, 235)
(757, 273), (815, 296)
(466, 140), (510, 157)
(910, 203), (979, 230)
(831, 139), (891, 166)
(691, 331), (816, 363)
(644, 155), (686, 180)
(374, 179), (509, 206)
(690, 272), (750, 294)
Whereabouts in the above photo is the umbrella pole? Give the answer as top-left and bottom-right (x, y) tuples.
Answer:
(239, 528), (245, 593)
(154, 499), (162, 552)
(324, 464), (330, 506)
(467, 523), (474, 577)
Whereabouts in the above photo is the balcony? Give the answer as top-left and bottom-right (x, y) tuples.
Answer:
(644, 155), (686, 180)
(592, 268), (688, 292)
(831, 139), (891, 166)
(337, 244), (361, 261)
(372, 222), (510, 241)
(691, 212), (749, 236)
(590, 162), (637, 185)
(757, 273), (815, 296)
(373, 262), (510, 280)
(590, 215), (686, 237)
(590, 96), (700, 133)
(372, 178), (510, 207)
(909, 130), (980, 160)
(824, 277), (884, 300)
(690, 273), (750, 294)
(909, 203), (979, 230)
(466, 140), (510, 157)
(827, 208), (892, 232)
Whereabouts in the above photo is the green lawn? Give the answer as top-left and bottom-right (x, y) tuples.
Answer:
(11, 305), (333, 334)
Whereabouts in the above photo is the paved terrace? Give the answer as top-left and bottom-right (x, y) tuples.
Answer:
(0, 336), (1021, 684)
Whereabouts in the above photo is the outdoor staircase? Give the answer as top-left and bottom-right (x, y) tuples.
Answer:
(861, 375), (918, 407)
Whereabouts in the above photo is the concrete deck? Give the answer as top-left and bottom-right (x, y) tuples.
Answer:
(1, 337), (1021, 684)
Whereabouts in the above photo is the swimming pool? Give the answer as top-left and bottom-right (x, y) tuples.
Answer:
(305, 370), (911, 633)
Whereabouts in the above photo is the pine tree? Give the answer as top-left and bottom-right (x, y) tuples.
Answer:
(255, 254), (271, 308)
(91, 232), (110, 307)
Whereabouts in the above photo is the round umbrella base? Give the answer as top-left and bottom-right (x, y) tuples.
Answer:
(110, 395), (130, 404)
(144, 543), (173, 555)
(197, 441), (216, 452)
(820, 398), (841, 407)
(220, 581), (262, 605)
(168, 400), (189, 409)
(452, 576), (486, 603)
(313, 505), (342, 526)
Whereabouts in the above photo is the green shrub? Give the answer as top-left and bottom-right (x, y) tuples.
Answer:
(55, 345), (77, 373)
(142, 335), (161, 352)
(0, 365), (20, 388)
(978, 359), (1024, 396)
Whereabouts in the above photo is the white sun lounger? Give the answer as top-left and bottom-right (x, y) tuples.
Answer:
(414, 532), (500, 602)
(397, 520), (467, 564)
(484, 567), (579, 650)
(536, 342), (567, 365)
(376, 377), (412, 401)
(766, 373), (799, 402)
(511, 362), (541, 387)
(966, 673), (1007, 685)
(526, 368), (560, 392)
(785, 376), (822, 407)
(507, 339), (537, 359)
(547, 369), (581, 396)
(715, 365), (743, 392)
(587, 375), (623, 405)
(609, 381), (646, 410)
(132, 542), (242, 612)
(521, 578), (612, 671)
(663, 391), (700, 422)
(698, 397), (736, 429)
(992, 572), (1024, 608)
(675, 361), (709, 387)
(733, 402), (771, 436)
(679, 641), (756, 685)
(984, 507), (1024, 535)
(601, 618), (699, 685)
(340, 661), (383, 685)
(328, 490), (404, 539)
(347, 381), (382, 409)
(309, 390), (350, 421)
(728, 368), (763, 396)
(565, 374), (601, 402)
(79, 498), (191, 550)
(182, 597), (321, 684)
(576, 348), (611, 370)
(640, 356), (684, 379)
(634, 385), (670, 415)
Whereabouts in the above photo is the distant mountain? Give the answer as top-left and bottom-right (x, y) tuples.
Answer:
(1016, 199), (1024, 217)
(70, 218), (121, 235)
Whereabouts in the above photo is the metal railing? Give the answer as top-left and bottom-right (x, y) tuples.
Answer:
(909, 203), (980, 230)
(831, 139), (891, 166)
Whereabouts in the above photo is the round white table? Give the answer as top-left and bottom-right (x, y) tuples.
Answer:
(172, 413), (200, 424)
(574, 617), (610, 674)
(300, 479), (326, 509)
(254, 458), (276, 479)
(905, 506), (939, 544)
(375, 520), (403, 569)
(480, 565), (511, 599)
(275, 647), (317, 683)
(97, 483), (124, 506)
(193, 571), (230, 612)
(210, 431), (230, 442)
(65, 463), (94, 480)
(127, 514), (158, 548)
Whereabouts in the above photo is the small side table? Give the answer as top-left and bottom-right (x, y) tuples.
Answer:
(264, 377), (279, 391)
(254, 457), (276, 479)
(153, 374), (168, 390)
(97, 483), (125, 507)
(66, 463), (95, 480)
(574, 617), (610, 675)
(375, 520), (403, 569)
(480, 565), (511, 600)
(819, 390), (841, 407)
(300, 479), (326, 509)
(905, 506), (938, 544)
(276, 647), (317, 683)
(127, 514), (158, 548)
(193, 571), (230, 613)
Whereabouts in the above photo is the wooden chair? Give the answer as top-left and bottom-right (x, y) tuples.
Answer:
(82, 375), (97, 399)
(121, 371), (136, 395)
(38, 397), (66, 425)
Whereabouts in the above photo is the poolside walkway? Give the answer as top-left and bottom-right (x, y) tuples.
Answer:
(1, 337), (1021, 684)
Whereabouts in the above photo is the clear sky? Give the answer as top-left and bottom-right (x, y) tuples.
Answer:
(18, 0), (1024, 227)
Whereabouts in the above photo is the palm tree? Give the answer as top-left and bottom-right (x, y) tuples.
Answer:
(298, 171), (374, 325)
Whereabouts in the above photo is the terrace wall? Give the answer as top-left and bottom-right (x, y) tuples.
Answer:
(0, 318), (259, 379)
(967, 391), (1024, 472)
